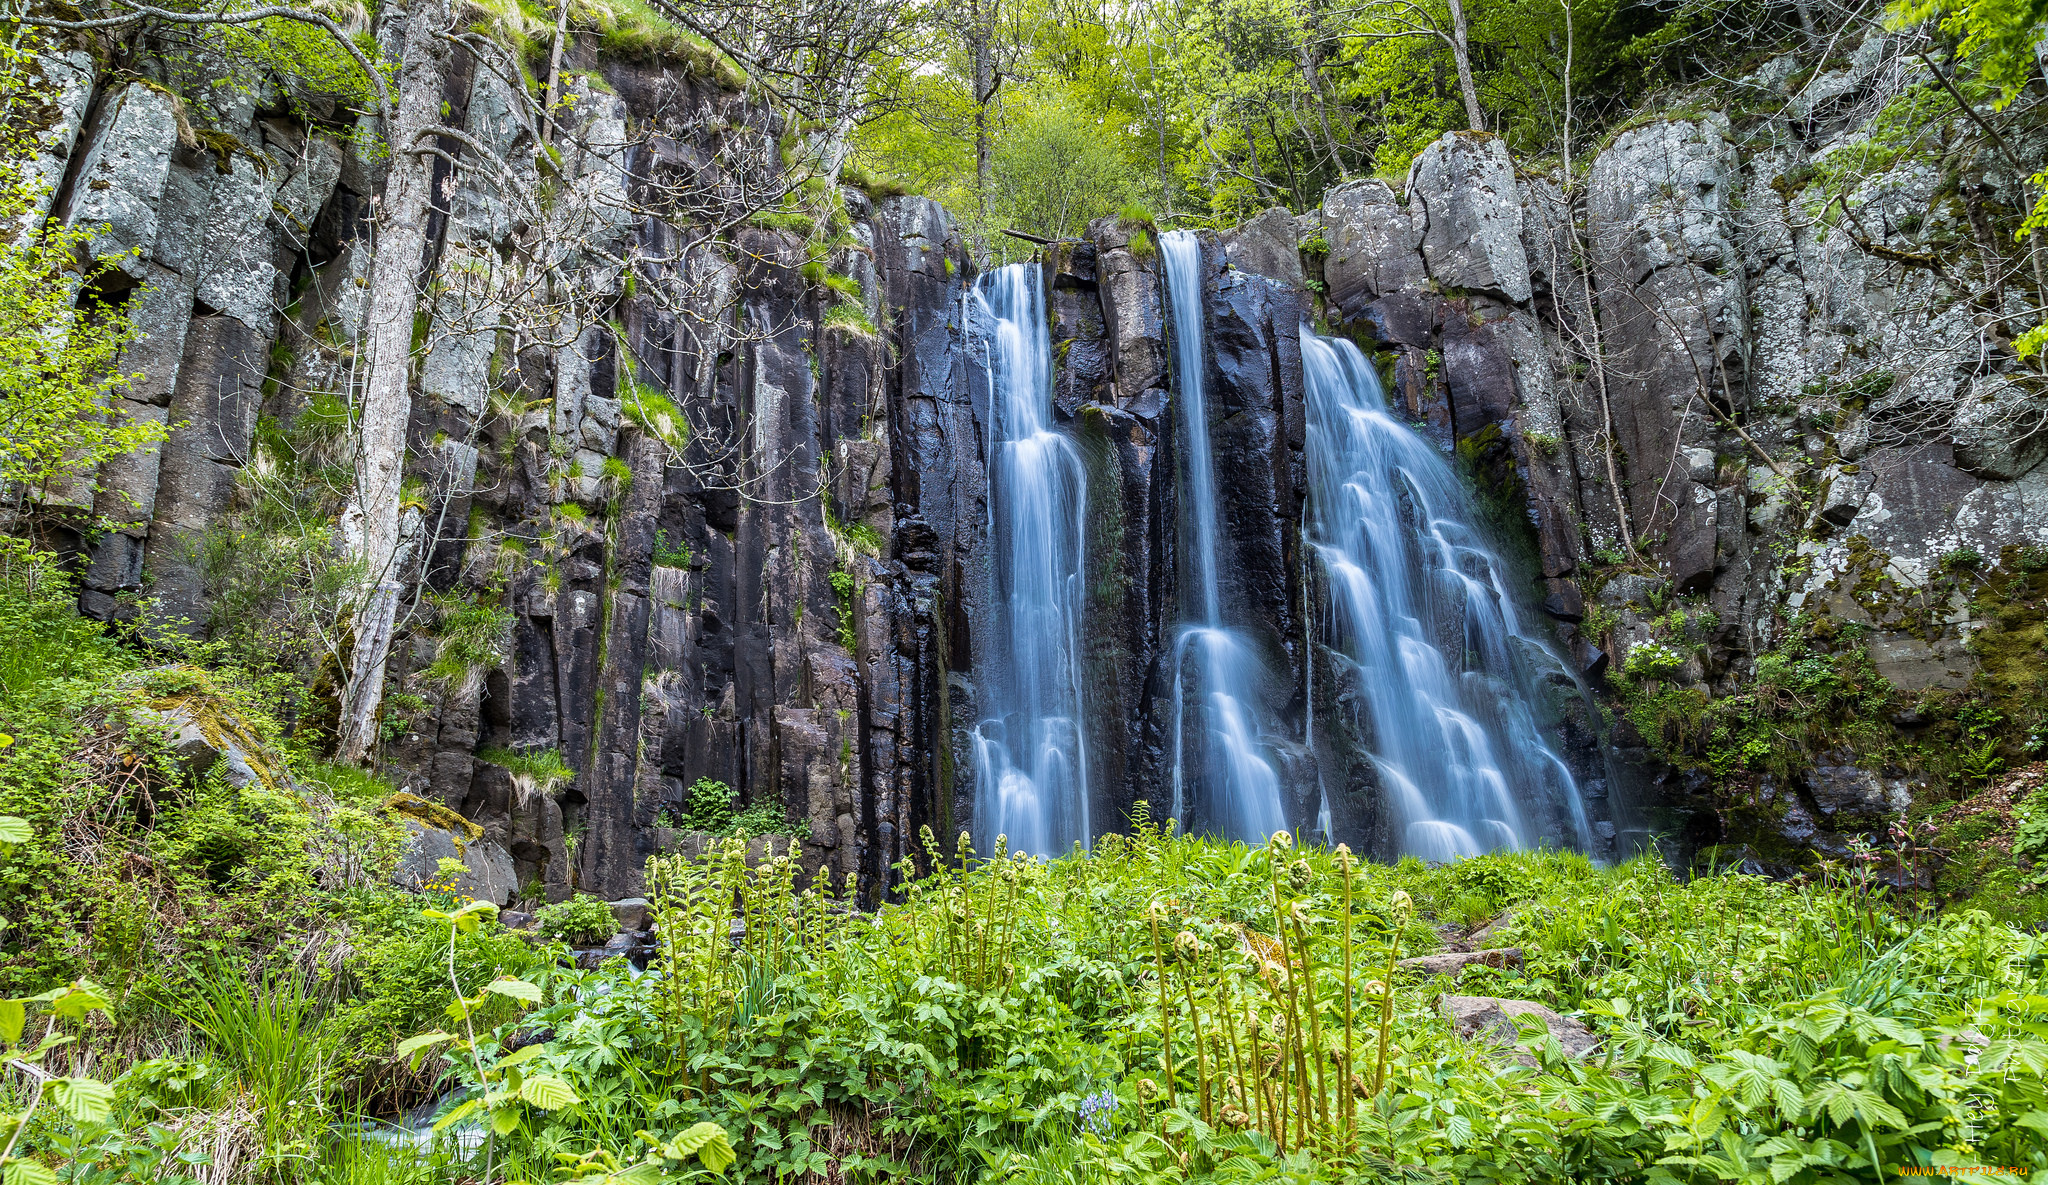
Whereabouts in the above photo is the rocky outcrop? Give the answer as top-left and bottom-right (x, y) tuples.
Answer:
(49, 17), (2026, 887)
(1440, 996), (1600, 1063)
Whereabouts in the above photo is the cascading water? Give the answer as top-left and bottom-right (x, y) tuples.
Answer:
(1160, 230), (1287, 843)
(1300, 329), (1592, 860)
(969, 264), (1092, 856)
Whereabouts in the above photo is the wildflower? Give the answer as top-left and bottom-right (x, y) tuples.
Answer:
(1075, 1089), (1116, 1134)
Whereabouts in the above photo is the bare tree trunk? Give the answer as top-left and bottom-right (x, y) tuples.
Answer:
(336, 0), (448, 762)
(542, 0), (571, 146)
(1445, 0), (1483, 131)
(968, 0), (998, 216)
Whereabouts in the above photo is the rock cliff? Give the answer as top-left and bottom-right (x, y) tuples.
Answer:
(33, 19), (2043, 890)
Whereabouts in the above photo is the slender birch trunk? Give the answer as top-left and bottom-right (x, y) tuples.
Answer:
(1445, 0), (1483, 131)
(337, 0), (448, 762)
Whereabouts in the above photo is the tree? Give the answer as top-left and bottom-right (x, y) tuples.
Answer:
(332, 0), (452, 762)
(0, 40), (164, 515)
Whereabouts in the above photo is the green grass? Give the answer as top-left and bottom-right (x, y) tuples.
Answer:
(476, 744), (575, 791)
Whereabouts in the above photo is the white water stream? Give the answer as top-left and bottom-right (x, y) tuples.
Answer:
(1160, 231), (1288, 842)
(1300, 329), (1592, 859)
(969, 264), (1092, 856)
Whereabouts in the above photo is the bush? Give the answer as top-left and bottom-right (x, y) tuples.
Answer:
(532, 894), (617, 945)
(675, 777), (794, 837)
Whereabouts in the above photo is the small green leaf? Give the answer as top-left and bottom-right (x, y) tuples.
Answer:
(491, 1106), (522, 1136)
(0, 999), (24, 1046)
(0, 817), (31, 845)
(484, 977), (543, 1004)
(35, 982), (111, 1021)
(519, 1074), (579, 1110)
(673, 1121), (735, 1173)
(49, 1077), (113, 1124)
(448, 899), (500, 934)
(432, 1097), (483, 1132)
(395, 1031), (458, 1065)
(607, 1164), (663, 1185)
(4, 1159), (58, 1185)
(496, 1043), (546, 1068)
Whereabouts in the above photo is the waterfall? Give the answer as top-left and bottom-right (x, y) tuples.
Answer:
(1299, 329), (1593, 860)
(1160, 231), (1287, 843)
(969, 264), (1092, 856)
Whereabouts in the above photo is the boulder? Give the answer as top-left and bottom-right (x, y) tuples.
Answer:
(1221, 206), (1303, 287)
(387, 792), (521, 907)
(1405, 134), (1531, 304)
(1440, 995), (1600, 1063)
(608, 896), (651, 930)
(1398, 948), (1524, 977)
(124, 682), (291, 793)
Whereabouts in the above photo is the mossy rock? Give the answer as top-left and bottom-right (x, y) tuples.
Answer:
(381, 791), (484, 843)
(120, 667), (294, 795)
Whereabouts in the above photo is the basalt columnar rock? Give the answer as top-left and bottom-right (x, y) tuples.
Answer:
(41, 21), (2040, 891)
(1292, 30), (2048, 863)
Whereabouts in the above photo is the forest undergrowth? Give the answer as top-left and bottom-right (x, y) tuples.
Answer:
(1, 536), (2043, 1185)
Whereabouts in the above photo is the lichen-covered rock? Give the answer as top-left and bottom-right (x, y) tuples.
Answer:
(195, 152), (282, 334)
(1441, 995), (1600, 1061)
(126, 686), (291, 793)
(19, 49), (95, 235)
(391, 816), (520, 907)
(1319, 178), (1426, 331)
(1952, 376), (2048, 481)
(1221, 206), (1303, 287)
(1406, 134), (1530, 304)
(60, 83), (182, 279)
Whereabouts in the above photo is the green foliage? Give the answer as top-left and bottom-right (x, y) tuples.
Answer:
(1891, 0), (2048, 109)
(423, 592), (512, 686)
(308, 835), (2048, 1183)
(475, 746), (575, 792)
(1613, 616), (1896, 782)
(821, 301), (880, 340)
(532, 894), (617, 945)
(651, 529), (693, 569)
(0, 50), (162, 507)
(990, 95), (1145, 240)
(829, 569), (858, 650)
(672, 778), (793, 837)
(156, 965), (325, 1155)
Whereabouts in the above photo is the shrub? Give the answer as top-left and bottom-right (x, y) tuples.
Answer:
(675, 777), (793, 836)
(533, 894), (617, 944)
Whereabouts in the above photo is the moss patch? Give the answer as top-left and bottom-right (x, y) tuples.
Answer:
(380, 790), (483, 842)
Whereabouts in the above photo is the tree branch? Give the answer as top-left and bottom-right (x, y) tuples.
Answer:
(17, 1), (393, 124)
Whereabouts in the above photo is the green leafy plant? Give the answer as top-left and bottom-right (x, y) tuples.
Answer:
(395, 900), (579, 1170)
(532, 895), (618, 945)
